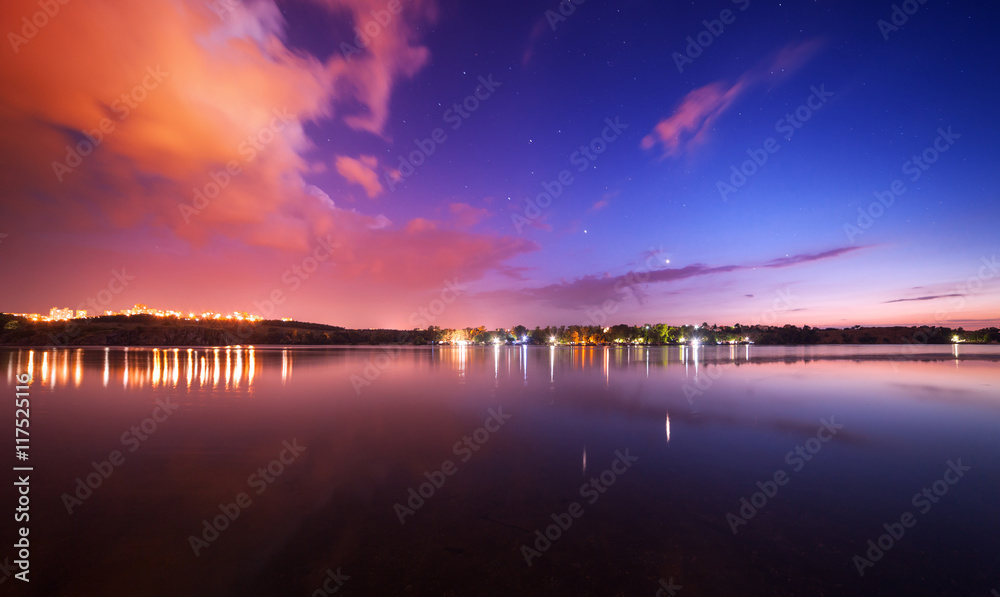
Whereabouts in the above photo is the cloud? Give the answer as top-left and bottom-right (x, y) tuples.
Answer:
(761, 246), (860, 268)
(448, 202), (490, 227)
(521, 18), (548, 66)
(318, 0), (438, 136)
(305, 184), (335, 206)
(641, 39), (824, 158)
(492, 244), (866, 309)
(0, 0), (540, 299)
(335, 155), (383, 197)
(640, 81), (744, 157)
(589, 198), (610, 212)
(884, 293), (965, 304)
(0, 0), (438, 242)
(337, 218), (538, 287)
(405, 217), (437, 233)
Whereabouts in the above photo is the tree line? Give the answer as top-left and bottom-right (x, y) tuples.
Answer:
(1, 313), (997, 346)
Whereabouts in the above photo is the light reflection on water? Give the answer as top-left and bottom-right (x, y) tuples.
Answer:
(6, 343), (996, 394)
(2, 344), (998, 596)
(6, 346), (264, 391)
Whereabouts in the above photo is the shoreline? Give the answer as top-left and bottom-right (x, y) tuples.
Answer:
(1, 313), (997, 348)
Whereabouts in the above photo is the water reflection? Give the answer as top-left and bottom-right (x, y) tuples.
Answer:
(5, 346), (264, 391)
(2, 343), (998, 596)
(5, 344), (997, 393)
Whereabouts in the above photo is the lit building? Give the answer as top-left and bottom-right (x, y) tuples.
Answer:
(8, 313), (43, 321)
(49, 307), (74, 320)
(13, 303), (268, 323)
(102, 304), (265, 322)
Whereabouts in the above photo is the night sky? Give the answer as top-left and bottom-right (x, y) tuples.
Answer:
(1, 0), (997, 329)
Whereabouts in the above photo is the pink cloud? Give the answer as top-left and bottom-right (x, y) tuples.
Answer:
(642, 39), (824, 158)
(490, 245), (867, 309)
(589, 198), (610, 212)
(521, 18), (548, 66)
(448, 202), (490, 227)
(0, 0), (540, 313)
(335, 155), (383, 197)
(318, 0), (438, 136)
(405, 217), (437, 233)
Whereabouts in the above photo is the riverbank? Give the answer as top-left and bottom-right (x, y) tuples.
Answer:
(1, 313), (996, 347)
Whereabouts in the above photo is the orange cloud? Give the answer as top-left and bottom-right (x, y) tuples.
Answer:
(335, 155), (383, 197)
(642, 39), (824, 158)
(405, 217), (437, 233)
(0, 0), (536, 299)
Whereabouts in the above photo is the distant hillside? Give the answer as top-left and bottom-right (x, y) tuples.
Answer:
(0, 314), (435, 346)
(0, 313), (996, 347)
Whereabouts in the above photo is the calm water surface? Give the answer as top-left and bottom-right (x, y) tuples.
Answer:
(3, 345), (999, 596)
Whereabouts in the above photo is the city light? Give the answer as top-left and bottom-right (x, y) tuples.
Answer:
(10, 303), (266, 323)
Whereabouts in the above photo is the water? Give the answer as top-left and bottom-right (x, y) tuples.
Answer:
(3, 345), (999, 596)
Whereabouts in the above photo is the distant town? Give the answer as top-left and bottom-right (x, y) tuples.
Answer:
(1, 307), (997, 347)
(8, 303), (287, 323)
